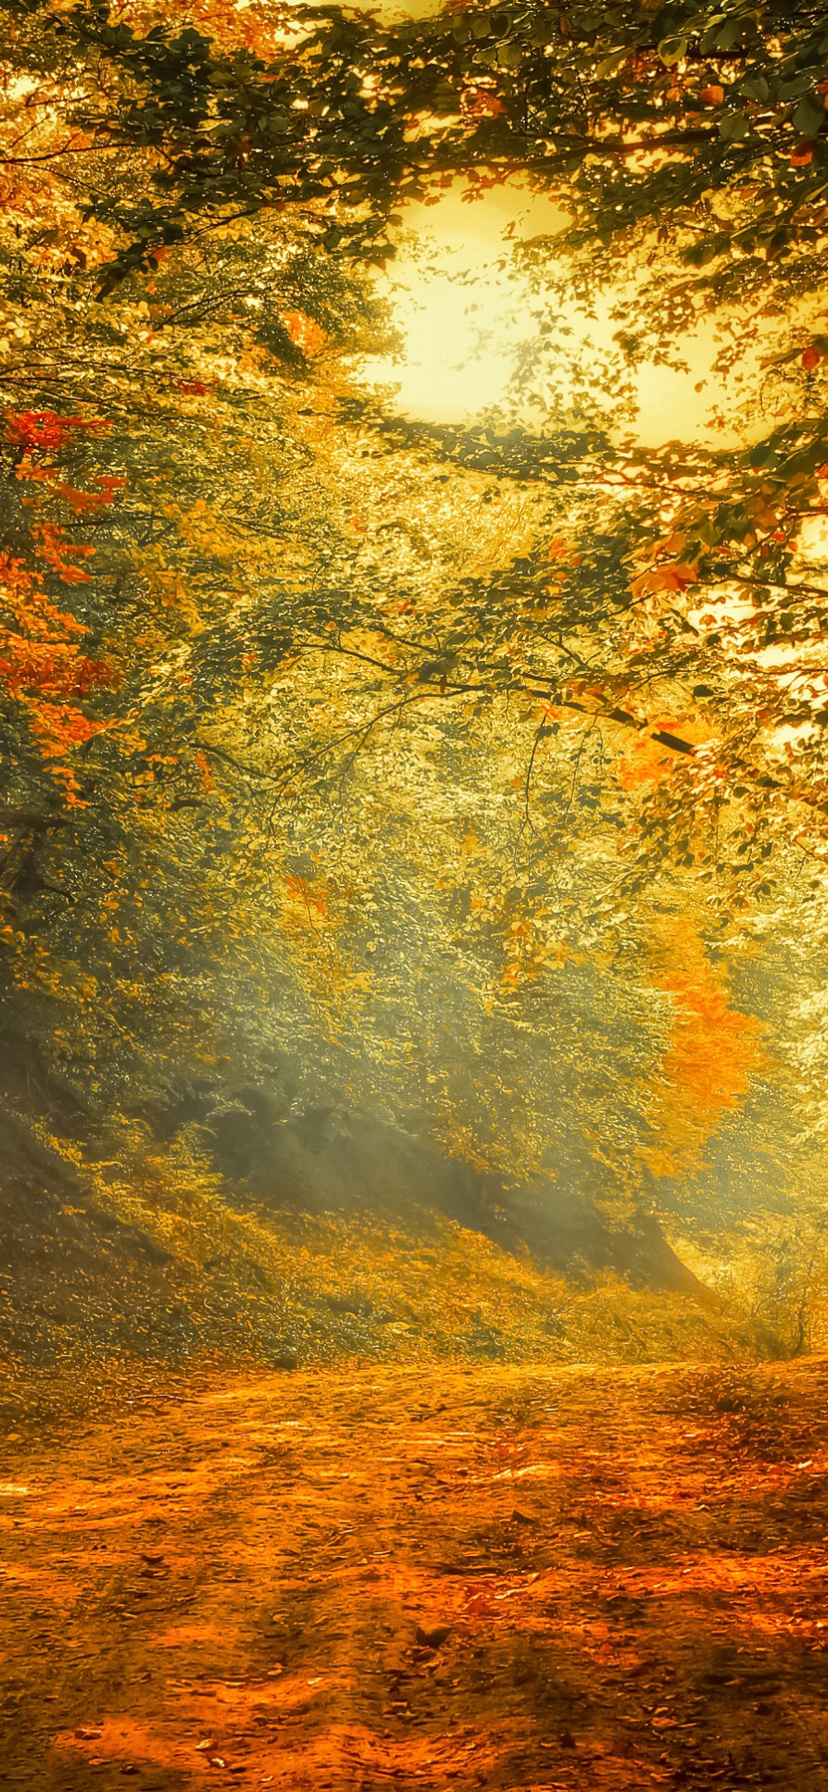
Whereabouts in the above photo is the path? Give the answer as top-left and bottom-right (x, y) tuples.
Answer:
(3, 1359), (828, 1789)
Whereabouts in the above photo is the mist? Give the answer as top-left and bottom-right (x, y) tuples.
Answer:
(3, 0), (828, 1785)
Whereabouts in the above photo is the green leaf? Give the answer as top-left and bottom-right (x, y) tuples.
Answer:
(715, 20), (742, 50)
(595, 48), (627, 78)
(658, 36), (687, 67)
(719, 112), (750, 142)
(739, 75), (769, 102)
(793, 95), (825, 138)
(700, 15), (727, 53)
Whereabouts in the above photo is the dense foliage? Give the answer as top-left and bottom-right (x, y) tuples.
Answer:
(3, 0), (828, 1357)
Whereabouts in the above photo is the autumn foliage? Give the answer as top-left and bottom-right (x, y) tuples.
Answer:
(1, 0), (828, 1369)
(644, 920), (763, 1180)
(0, 412), (116, 790)
(0, 553), (107, 779)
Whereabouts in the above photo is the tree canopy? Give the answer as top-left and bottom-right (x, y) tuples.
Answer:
(3, 0), (828, 1358)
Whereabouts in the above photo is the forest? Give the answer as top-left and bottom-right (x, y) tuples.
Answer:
(3, 2), (828, 1786)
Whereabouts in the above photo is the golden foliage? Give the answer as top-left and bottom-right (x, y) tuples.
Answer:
(644, 917), (763, 1180)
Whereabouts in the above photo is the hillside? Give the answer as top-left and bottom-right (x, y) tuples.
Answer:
(0, 1030), (757, 1398)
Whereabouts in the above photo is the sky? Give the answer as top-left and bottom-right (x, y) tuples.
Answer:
(362, 181), (756, 447)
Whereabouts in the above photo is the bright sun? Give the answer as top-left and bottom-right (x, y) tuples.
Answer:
(363, 182), (758, 446)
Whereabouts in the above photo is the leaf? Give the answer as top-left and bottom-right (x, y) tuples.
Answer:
(719, 112), (750, 142)
(595, 49), (628, 79)
(739, 75), (769, 102)
(658, 36), (687, 67)
(793, 96), (826, 138)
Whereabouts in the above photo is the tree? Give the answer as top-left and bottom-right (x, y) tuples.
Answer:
(8, 0), (826, 291)
(1, 0), (828, 1341)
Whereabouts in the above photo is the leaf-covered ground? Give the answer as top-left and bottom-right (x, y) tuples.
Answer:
(3, 1358), (828, 1790)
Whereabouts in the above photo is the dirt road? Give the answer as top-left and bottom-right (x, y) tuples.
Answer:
(2, 1358), (828, 1789)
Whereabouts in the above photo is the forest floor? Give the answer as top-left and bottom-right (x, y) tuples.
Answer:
(3, 1357), (828, 1791)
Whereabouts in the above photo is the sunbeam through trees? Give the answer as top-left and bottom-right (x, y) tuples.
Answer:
(3, 3), (828, 1787)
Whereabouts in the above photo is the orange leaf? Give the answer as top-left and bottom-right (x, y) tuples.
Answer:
(462, 87), (506, 118)
(281, 310), (325, 357)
